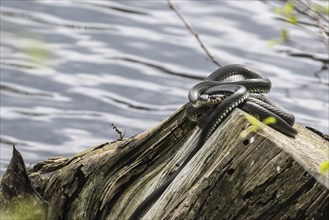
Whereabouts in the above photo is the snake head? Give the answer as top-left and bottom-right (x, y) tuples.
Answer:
(193, 94), (225, 108)
(192, 94), (209, 108)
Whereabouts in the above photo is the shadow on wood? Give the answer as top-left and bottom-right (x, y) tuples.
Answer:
(1, 105), (328, 219)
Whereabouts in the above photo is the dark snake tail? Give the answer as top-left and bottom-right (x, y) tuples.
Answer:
(241, 101), (297, 137)
(248, 94), (295, 125)
(247, 95), (295, 126)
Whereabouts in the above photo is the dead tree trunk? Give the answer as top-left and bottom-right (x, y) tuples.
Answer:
(1, 105), (328, 220)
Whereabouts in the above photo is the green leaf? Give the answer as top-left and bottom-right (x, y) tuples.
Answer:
(320, 161), (329, 174)
(274, 7), (284, 15)
(22, 39), (52, 66)
(263, 117), (277, 125)
(283, 2), (294, 15)
(286, 15), (298, 24)
(245, 114), (263, 130)
(280, 28), (289, 42)
(240, 115), (264, 139)
(267, 39), (280, 48)
(241, 115), (280, 139)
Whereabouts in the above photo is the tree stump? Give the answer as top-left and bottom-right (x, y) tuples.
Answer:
(1, 105), (328, 220)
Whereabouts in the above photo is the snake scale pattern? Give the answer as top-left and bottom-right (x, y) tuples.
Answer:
(129, 64), (297, 220)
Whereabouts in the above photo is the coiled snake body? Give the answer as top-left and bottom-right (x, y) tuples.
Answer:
(187, 64), (297, 143)
(129, 64), (297, 220)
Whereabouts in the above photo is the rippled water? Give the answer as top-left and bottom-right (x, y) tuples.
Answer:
(1, 1), (328, 174)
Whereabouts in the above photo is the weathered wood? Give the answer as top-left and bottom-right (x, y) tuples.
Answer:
(0, 146), (48, 219)
(0, 105), (328, 219)
(145, 110), (329, 220)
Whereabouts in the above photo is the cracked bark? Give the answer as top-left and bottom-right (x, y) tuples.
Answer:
(0, 106), (328, 220)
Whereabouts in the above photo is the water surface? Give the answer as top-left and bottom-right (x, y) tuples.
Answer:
(1, 1), (328, 174)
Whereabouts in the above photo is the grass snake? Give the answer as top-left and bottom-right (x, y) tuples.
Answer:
(129, 64), (297, 220)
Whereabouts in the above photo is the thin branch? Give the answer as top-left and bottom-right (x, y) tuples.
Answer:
(268, 0), (329, 53)
(111, 123), (125, 141)
(298, 0), (329, 23)
(166, 0), (222, 67)
(304, 0), (329, 53)
(315, 14), (329, 53)
(291, 0), (329, 52)
(313, 64), (329, 86)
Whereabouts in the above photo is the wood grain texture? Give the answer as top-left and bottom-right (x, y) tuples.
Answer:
(1, 106), (328, 220)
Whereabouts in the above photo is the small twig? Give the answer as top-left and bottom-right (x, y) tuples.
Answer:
(167, 0), (222, 67)
(111, 123), (125, 141)
(304, 0), (329, 53)
(298, 0), (329, 23)
(292, 0), (329, 52)
(313, 64), (329, 86)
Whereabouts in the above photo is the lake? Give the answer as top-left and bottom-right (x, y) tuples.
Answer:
(1, 1), (328, 174)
